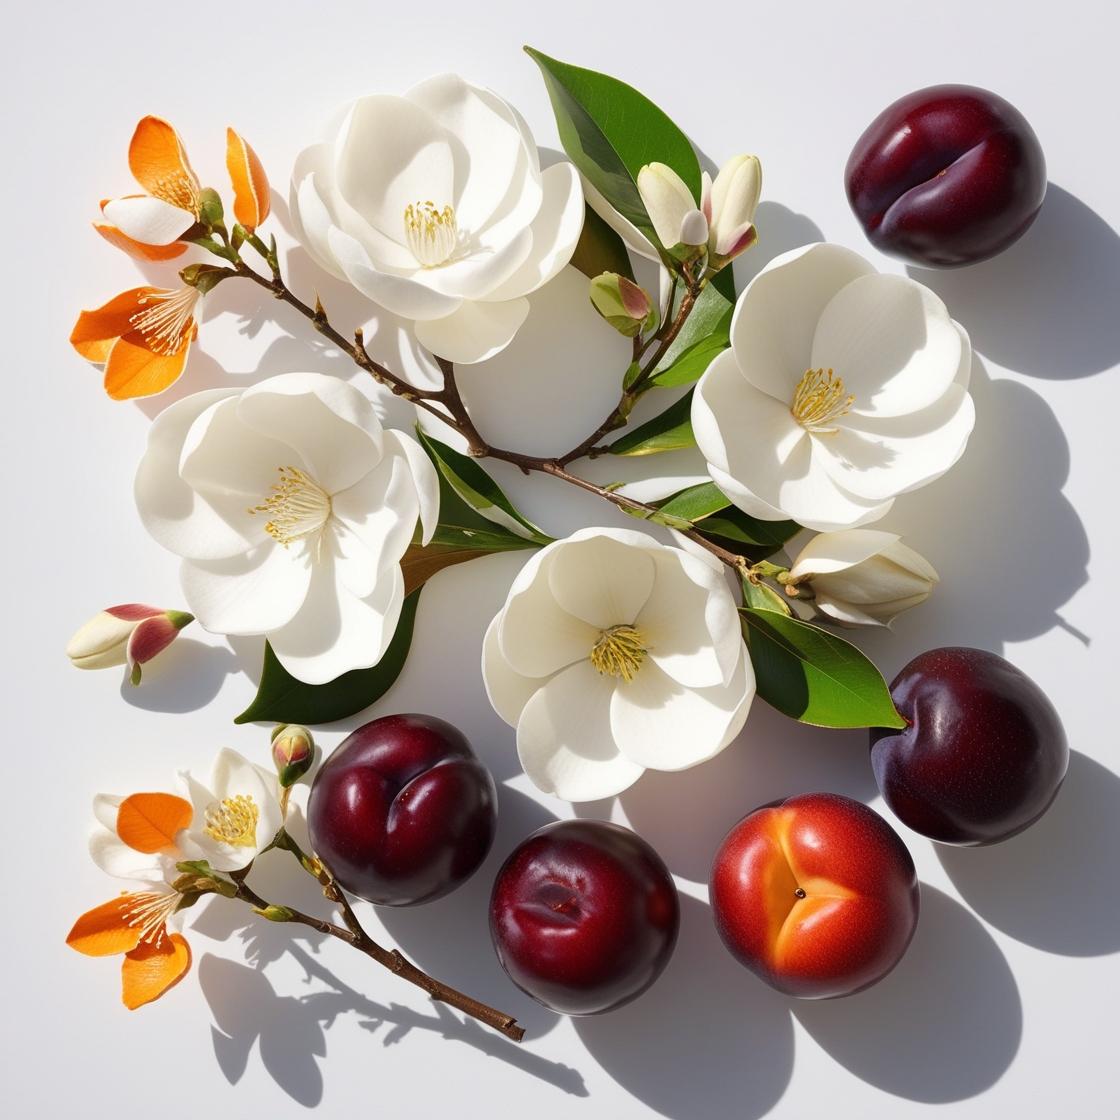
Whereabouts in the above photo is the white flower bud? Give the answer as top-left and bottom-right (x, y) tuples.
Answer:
(67, 604), (194, 682)
(788, 530), (938, 627)
(702, 154), (762, 264)
(637, 162), (708, 251)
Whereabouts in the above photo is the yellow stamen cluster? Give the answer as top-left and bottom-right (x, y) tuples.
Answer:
(130, 286), (200, 355)
(590, 624), (648, 682)
(404, 200), (458, 267)
(248, 466), (333, 548)
(790, 368), (854, 434)
(151, 172), (200, 217)
(119, 890), (180, 947)
(203, 794), (260, 848)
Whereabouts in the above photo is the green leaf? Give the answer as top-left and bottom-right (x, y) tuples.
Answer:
(569, 204), (635, 282)
(526, 47), (701, 245)
(656, 480), (731, 522)
(740, 608), (906, 729)
(417, 430), (552, 545)
(698, 507), (800, 551)
(741, 578), (792, 615)
(605, 390), (695, 456)
(235, 589), (423, 725)
(650, 285), (733, 388)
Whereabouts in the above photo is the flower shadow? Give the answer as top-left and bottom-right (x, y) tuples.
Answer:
(907, 184), (1120, 379)
(793, 885), (1022, 1103)
(117, 638), (237, 714)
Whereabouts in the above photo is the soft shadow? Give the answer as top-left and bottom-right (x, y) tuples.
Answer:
(855, 358), (1089, 666)
(619, 704), (877, 885)
(575, 893), (795, 1120)
(794, 885), (1022, 1103)
(118, 638), (236, 713)
(378, 781), (564, 1040)
(907, 184), (1120, 379)
(938, 752), (1120, 956)
(734, 201), (825, 288)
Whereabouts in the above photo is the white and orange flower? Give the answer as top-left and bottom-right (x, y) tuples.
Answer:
(70, 284), (201, 399)
(226, 127), (270, 231)
(96, 116), (201, 261)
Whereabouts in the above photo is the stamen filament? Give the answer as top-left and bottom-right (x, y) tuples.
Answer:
(248, 466), (333, 549)
(130, 287), (200, 355)
(404, 201), (459, 268)
(203, 794), (260, 848)
(590, 624), (648, 682)
(791, 368), (854, 434)
(119, 890), (180, 947)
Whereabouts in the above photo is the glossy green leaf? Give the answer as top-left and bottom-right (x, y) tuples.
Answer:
(418, 430), (552, 545)
(650, 285), (733, 387)
(526, 47), (701, 245)
(740, 608), (906, 729)
(604, 390), (695, 456)
(569, 204), (635, 282)
(698, 507), (800, 551)
(656, 480), (731, 521)
(235, 589), (423, 725)
(741, 578), (792, 615)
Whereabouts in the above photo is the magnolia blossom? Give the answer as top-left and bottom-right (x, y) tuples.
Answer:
(636, 162), (708, 252)
(702, 154), (761, 266)
(788, 530), (938, 626)
(693, 243), (975, 532)
(291, 74), (584, 364)
(67, 603), (193, 683)
(135, 372), (438, 684)
(483, 527), (754, 801)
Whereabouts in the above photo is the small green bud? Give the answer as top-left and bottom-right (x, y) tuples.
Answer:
(589, 273), (657, 337)
(179, 263), (230, 295)
(253, 904), (296, 922)
(271, 724), (315, 788)
(197, 187), (225, 228)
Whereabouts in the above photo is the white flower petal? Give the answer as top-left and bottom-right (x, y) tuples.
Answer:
(93, 794), (123, 832)
(547, 531), (656, 629)
(382, 429), (439, 545)
(483, 163), (585, 302)
(414, 297), (530, 364)
(290, 147), (348, 280)
(610, 651), (752, 771)
(481, 613), (542, 727)
(180, 544), (312, 635)
(583, 175), (659, 260)
(789, 529), (903, 579)
(135, 389), (257, 561)
(89, 828), (164, 880)
(420, 228), (533, 299)
(266, 558), (404, 685)
(101, 195), (195, 246)
(516, 660), (644, 800)
(811, 273), (963, 417)
(705, 463), (791, 522)
(731, 243), (876, 403)
(236, 372), (385, 495)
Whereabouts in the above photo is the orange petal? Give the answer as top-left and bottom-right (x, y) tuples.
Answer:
(67, 896), (143, 957)
(103, 333), (191, 400)
(70, 288), (155, 362)
(226, 127), (270, 231)
(94, 221), (187, 262)
(122, 933), (191, 1009)
(116, 792), (193, 853)
(128, 116), (200, 213)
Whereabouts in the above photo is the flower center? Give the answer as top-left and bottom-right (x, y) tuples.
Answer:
(130, 286), (200, 355)
(151, 171), (200, 217)
(403, 201), (459, 267)
(590, 624), (647, 682)
(203, 794), (260, 848)
(118, 890), (180, 947)
(249, 466), (333, 549)
(791, 368), (854, 434)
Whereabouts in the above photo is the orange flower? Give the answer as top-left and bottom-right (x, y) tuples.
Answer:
(226, 127), (270, 231)
(97, 116), (201, 261)
(70, 285), (200, 399)
(67, 792), (194, 1009)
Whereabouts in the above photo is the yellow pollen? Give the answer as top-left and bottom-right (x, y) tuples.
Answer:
(790, 368), (854, 434)
(590, 625), (648, 682)
(118, 890), (180, 947)
(150, 172), (200, 216)
(403, 200), (459, 267)
(203, 794), (260, 848)
(129, 286), (200, 355)
(248, 466), (333, 549)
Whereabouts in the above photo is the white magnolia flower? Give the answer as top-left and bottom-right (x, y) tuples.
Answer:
(483, 527), (754, 801)
(636, 162), (708, 251)
(702, 154), (761, 265)
(89, 749), (283, 879)
(135, 372), (438, 684)
(291, 74), (584, 364)
(788, 529), (939, 627)
(692, 243), (975, 531)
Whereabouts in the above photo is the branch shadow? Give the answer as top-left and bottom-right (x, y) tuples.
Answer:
(574, 893), (795, 1120)
(117, 638), (236, 713)
(907, 184), (1120, 379)
(937, 752), (1120, 956)
(793, 885), (1022, 1103)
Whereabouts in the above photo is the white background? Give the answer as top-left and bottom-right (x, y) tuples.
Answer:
(4, 2), (1118, 1116)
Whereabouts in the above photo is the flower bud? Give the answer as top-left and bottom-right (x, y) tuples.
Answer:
(702, 154), (762, 267)
(637, 163), (709, 255)
(589, 273), (657, 337)
(66, 605), (194, 684)
(788, 530), (938, 627)
(197, 186), (225, 228)
(271, 724), (315, 787)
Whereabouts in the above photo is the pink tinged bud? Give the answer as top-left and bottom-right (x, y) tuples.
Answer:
(618, 277), (652, 321)
(271, 724), (315, 787)
(637, 162), (707, 250)
(67, 604), (193, 681)
(707, 155), (762, 264)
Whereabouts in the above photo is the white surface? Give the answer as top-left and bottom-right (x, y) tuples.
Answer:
(4, 2), (1118, 1116)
